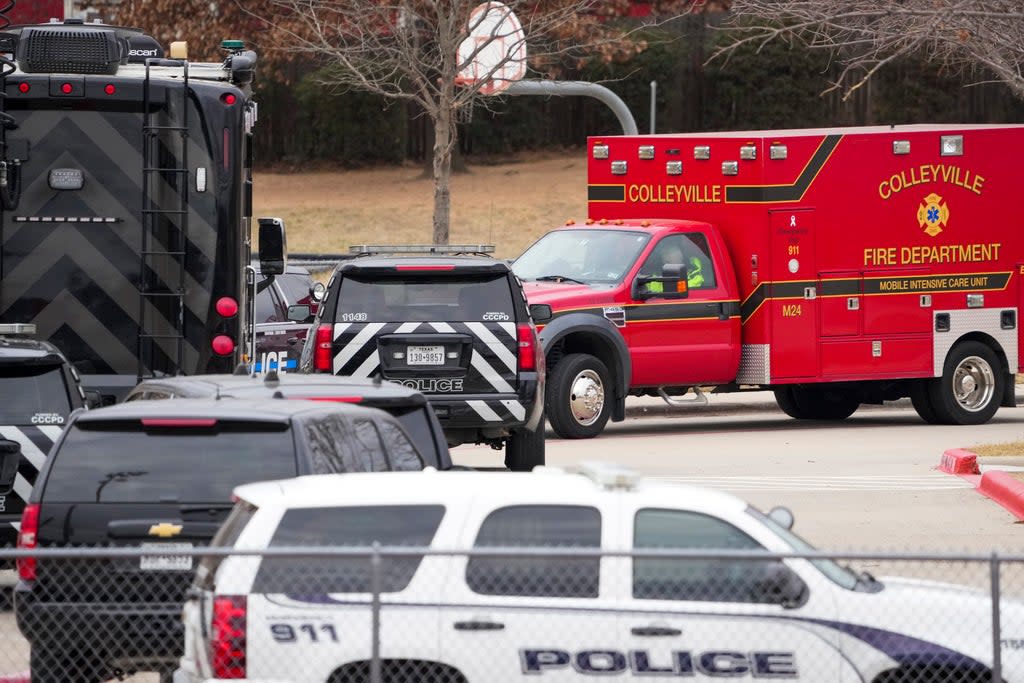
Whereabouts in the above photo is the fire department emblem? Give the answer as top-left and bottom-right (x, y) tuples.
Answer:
(916, 193), (949, 237)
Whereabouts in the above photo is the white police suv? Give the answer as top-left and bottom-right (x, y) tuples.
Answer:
(176, 466), (1024, 682)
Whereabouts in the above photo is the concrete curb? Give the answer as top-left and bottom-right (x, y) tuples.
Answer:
(938, 448), (980, 475)
(938, 449), (1024, 521)
(0, 673), (29, 683)
(978, 471), (1024, 521)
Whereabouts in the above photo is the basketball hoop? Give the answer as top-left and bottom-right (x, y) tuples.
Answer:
(455, 2), (527, 96)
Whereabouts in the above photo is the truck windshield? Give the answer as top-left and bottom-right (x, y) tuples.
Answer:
(513, 229), (651, 285)
(0, 364), (71, 423)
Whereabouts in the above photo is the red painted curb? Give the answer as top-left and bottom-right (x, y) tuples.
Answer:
(978, 470), (1024, 521)
(939, 448), (980, 475)
(0, 672), (30, 683)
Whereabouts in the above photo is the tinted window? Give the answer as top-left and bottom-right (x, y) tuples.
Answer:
(252, 505), (445, 594)
(638, 233), (717, 290)
(378, 421), (425, 471)
(466, 505), (600, 598)
(0, 364), (71, 422)
(196, 501), (257, 590)
(633, 508), (778, 603)
(336, 275), (514, 322)
(303, 414), (351, 473)
(351, 418), (389, 470)
(387, 406), (439, 463)
(276, 273), (314, 305)
(42, 421), (297, 503)
(255, 280), (284, 323)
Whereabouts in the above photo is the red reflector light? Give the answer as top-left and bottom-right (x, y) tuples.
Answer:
(314, 324), (333, 372)
(141, 418), (218, 428)
(104, 84), (116, 95)
(17, 83), (29, 94)
(61, 83), (72, 94)
(211, 595), (247, 678)
(517, 323), (536, 371)
(216, 296), (239, 318)
(302, 396), (363, 403)
(17, 503), (39, 581)
(395, 264), (456, 271)
(222, 93), (237, 105)
(212, 335), (235, 356)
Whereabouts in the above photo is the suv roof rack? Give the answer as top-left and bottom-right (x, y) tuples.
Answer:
(348, 244), (495, 256)
(0, 323), (36, 336)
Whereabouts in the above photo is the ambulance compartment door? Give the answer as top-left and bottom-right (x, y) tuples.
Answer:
(769, 210), (818, 379)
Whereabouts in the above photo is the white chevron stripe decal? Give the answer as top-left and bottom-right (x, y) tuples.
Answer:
(498, 322), (516, 338)
(395, 322), (420, 333)
(470, 352), (514, 393)
(333, 323), (384, 375)
(37, 426), (64, 441)
(429, 322), (456, 333)
(332, 322), (351, 339)
(13, 474), (32, 507)
(0, 427), (48, 470)
(466, 400), (502, 422)
(500, 400), (526, 421)
(350, 349), (381, 379)
(465, 322), (517, 372)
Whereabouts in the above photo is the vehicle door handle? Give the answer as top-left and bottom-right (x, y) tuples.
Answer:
(453, 620), (505, 632)
(630, 625), (682, 637)
(287, 337), (300, 346)
(705, 302), (729, 321)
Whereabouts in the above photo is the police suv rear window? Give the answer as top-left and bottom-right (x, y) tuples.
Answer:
(336, 275), (515, 323)
(466, 505), (601, 598)
(252, 505), (445, 594)
(42, 421), (296, 503)
(0, 365), (71, 424)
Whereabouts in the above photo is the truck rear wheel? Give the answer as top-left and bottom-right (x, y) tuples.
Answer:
(505, 416), (546, 471)
(927, 341), (1003, 425)
(773, 386), (859, 420)
(546, 353), (611, 439)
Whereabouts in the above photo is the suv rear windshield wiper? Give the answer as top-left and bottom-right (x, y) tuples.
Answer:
(534, 274), (585, 285)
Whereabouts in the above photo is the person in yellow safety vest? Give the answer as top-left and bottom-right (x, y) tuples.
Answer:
(644, 244), (705, 294)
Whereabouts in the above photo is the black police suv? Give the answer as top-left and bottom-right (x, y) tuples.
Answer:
(0, 324), (88, 554)
(296, 251), (546, 470)
(14, 398), (427, 682)
(124, 372), (452, 469)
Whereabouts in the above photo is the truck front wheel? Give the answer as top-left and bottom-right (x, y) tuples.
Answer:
(927, 341), (1004, 425)
(546, 353), (612, 439)
(773, 386), (859, 420)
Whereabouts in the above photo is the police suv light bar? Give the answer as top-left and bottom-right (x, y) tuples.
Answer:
(0, 323), (36, 336)
(348, 244), (495, 255)
(575, 461), (641, 490)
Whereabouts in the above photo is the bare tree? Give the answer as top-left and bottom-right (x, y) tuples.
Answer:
(257, 0), (674, 245)
(716, 1), (1024, 101)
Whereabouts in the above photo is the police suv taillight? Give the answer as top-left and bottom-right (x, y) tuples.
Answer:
(17, 503), (39, 581)
(314, 324), (333, 372)
(211, 594), (247, 678)
(517, 323), (538, 371)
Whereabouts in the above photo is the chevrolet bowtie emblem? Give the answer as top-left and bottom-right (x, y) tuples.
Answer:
(148, 523), (183, 538)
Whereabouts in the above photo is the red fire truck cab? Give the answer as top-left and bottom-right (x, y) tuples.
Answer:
(513, 125), (1021, 438)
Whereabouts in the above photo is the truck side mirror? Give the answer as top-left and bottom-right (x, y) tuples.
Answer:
(0, 439), (20, 494)
(84, 390), (104, 409)
(633, 263), (689, 301)
(310, 282), (326, 303)
(287, 304), (313, 323)
(529, 303), (553, 323)
(751, 561), (807, 608)
(258, 217), (287, 276)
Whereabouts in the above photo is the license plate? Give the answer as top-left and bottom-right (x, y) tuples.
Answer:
(408, 345), (445, 365)
(140, 542), (193, 571)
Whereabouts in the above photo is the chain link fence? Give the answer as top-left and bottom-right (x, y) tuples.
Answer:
(1, 547), (1024, 682)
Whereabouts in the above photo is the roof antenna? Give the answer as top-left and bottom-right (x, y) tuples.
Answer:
(264, 367), (280, 385)
(373, 373), (382, 386)
(233, 362), (248, 376)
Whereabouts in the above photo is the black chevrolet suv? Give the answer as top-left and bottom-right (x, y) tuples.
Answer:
(14, 398), (427, 682)
(0, 324), (89, 555)
(297, 248), (547, 470)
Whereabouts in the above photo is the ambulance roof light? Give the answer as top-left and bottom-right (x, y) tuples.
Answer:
(892, 140), (911, 155)
(694, 145), (711, 160)
(739, 145), (757, 160)
(940, 135), (963, 156)
(348, 244), (495, 255)
(610, 161), (627, 175)
(638, 145), (655, 160)
(666, 160), (682, 176)
(592, 144), (609, 160)
(769, 145), (788, 160)
(169, 41), (188, 60)
(722, 161), (738, 176)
